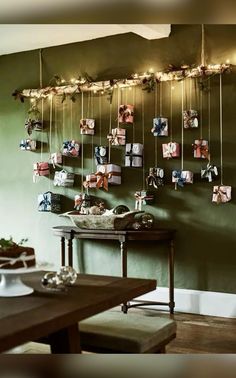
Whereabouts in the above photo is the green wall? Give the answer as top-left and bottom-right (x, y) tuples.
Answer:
(0, 25), (235, 293)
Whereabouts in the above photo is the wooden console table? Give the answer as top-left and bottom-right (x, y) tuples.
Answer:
(52, 226), (176, 314)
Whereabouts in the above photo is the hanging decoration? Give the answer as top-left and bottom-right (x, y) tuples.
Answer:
(94, 146), (108, 165)
(151, 82), (168, 137)
(212, 74), (232, 204)
(53, 169), (75, 187)
(125, 143), (143, 167)
(80, 118), (95, 135)
(118, 104), (134, 124)
(74, 193), (91, 214)
(134, 191), (155, 211)
(146, 168), (164, 189)
(192, 139), (209, 159)
(62, 140), (80, 157)
(95, 164), (121, 191)
(33, 162), (50, 182)
(38, 191), (61, 213)
(201, 79), (218, 182)
(183, 109), (199, 129)
(172, 80), (193, 189)
(20, 139), (37, 151)
(107, 128), (126, 146)
(25, 101), (43, 135)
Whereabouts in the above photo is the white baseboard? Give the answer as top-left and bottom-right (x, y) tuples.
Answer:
(134, 287), (236, 318)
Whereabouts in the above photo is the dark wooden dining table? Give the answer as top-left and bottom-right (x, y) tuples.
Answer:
(0, 271), (156, 353)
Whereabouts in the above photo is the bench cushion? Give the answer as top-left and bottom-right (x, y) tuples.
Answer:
(79, 311), (176, 353)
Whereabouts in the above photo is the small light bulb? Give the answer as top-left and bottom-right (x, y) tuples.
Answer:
(226, 59), (230, 64)
(149, 68), (154, 73)
(101, 91), (104, 95)
(128, 86), (132, 90)
(70, 78), (76, 84)
(93, 90), (97, 94)
(61, 79), (65, 83)
(30, 98), (35, 103)
(171, 86), (175, 90)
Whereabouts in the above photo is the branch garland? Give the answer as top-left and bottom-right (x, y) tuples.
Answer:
(12, 64), (232, 102)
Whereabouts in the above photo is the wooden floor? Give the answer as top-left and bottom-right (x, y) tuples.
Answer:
(6, 309), (236, 354)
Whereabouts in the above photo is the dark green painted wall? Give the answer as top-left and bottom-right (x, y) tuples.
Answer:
(0, 25), (235, 293)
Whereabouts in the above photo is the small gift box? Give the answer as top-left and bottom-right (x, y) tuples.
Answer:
(134, 190), (155, 211)
(50, 152), (62, 168)
(33, 162), (50, 179)
(146, 167), (164, 189)
(74, 193), (91, 214)
(80, 119), (95, 135)
(125, 143), (143, 167)
(107, 128), (126, 146)
(162, 142), (180, 159)
(62, 140), (80, 157)
(96, 164), (121, 191)
(38, 191), (61, 213)
(53, 169), (74, 187)
(193, 139), (209, 159)
(183, 110), (199, 128)
(212, 185), (232, 204)
(152, 117), (168, 136)
(83, 173), (97, 189)
(201, 163), (218, 182)
(20, 139), (37, 151)
(25, 118), (43, 135)
(172, 170), (193, 189)
(118, 104), (134, 124)
(94, 146), (108, 165)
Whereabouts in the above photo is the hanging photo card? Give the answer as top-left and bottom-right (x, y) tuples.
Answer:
(118, 104), (134, 124)
(107, 128), (126, 146)
(183, 110), (199, 128)
(80, 119), (95, 135)
(50, 152), (62, 167)
(25, 118), (43, 135)
(162, 142), (180, 159)
(38, 191), (61, 213)
(146, 167), (164, 189)
(151, 117), (168, 136)
(193, 139), (209, 159)
(62, 140), (80, 157)
(94, 146), (108, 165)
(20, 139), (37, 151)
(125, 143), (143, 167)
(212, 185), (232, 204)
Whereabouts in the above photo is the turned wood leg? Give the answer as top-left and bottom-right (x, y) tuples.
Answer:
(49, 324), (81, 354)
(61, 237), (65, 266)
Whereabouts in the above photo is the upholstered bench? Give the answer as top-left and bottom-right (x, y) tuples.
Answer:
(79, 311), (176, 353)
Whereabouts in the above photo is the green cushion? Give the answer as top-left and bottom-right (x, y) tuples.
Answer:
(79, 311), (176, 353)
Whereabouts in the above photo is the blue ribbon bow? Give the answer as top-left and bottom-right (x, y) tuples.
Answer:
(39, 192), (51, 211)
(172, 170), (186, 188)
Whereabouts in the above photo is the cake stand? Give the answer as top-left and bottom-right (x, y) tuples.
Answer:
(0, 268), (38, 297)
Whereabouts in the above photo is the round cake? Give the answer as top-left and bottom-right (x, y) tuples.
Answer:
(0, 238), (36, 270)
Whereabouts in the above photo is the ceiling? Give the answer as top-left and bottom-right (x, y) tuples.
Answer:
(0, 24), (171, 56)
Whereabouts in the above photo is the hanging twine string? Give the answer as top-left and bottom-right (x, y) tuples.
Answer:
(39, 49), (43, 89)
(170, 82), (173, 143)
(132, 86), (135, 141)
(159, 81), (163, 116)
(154, 83), (158, 166)
(208, 78), (211, 162)
(48, 95), (53, 190)
(99, 94), (102, 145)
(189, 78), (192, 109)
(142, 89), (145, 189)
(219, 74), (223, 185)
(81, 92), (84, 192)
(40, 99), (44, 162)
(91, 92), (94, 172)
(70, 100), (73, 140)
(108, 102), (112, 163)
(117, 86), (120, 129)
(62, 101), (65, 168)
(200, 88), (203, 139)
(201, 24), (205, 67)
(181, 80), (184, 170)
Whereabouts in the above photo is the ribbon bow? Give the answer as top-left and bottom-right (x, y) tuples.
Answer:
(39, 192), (51, 211)
(95, 171), (111, 191)
(172, 170), (186, 189)
(201, 163), (218, 182)
(0, 252), (35, 269)
(213, 186), (228, 204)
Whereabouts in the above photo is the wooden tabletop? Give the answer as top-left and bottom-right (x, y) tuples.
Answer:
(0, 271), (156, 353)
